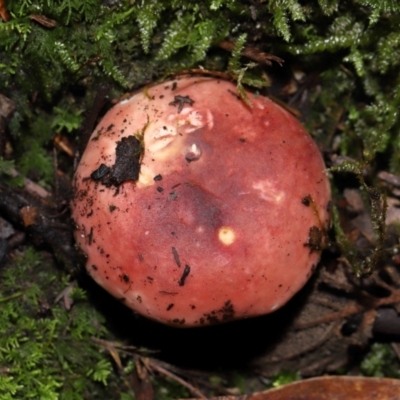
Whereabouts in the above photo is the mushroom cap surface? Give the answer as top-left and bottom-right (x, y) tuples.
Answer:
(72, 76), (331, 327)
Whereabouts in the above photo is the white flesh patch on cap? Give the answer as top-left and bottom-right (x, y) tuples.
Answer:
(253, 180), (285, 203)
(118, 92), (141, 105)
(138, 123), (181, 186)
(147, 124), (177, 153)
(168, 108), (204, 133)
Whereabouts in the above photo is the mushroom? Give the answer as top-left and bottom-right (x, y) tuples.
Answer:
(71, 76), (331, 327)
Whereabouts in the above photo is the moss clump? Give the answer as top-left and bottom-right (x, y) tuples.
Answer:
(0, 247), (132, 399)
(361, 343), (400, 378)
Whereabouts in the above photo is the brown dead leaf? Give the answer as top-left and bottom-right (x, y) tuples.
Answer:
(0, 94), (16, 119)
(378, 171), (400, 188)
(343, 188), (365, 214)
(187, 376), (400, 400)
(385, 197), (400, 226)
(0, 0), (10, 22)
(20, 206), (37, 227)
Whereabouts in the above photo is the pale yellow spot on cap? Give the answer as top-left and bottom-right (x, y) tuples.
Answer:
(218, 227), (236, 245)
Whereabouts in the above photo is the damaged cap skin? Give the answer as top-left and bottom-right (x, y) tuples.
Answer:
(71, 76), (331, 327)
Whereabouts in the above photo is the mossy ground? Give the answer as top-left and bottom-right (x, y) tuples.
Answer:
(1, 0), (400, 398)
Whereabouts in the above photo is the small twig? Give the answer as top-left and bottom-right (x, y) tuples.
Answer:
(165, 69), (232, 82)
(91, 337), (139, 352)
(295, 290), (400, 330)
(371, 274), (396, 293)
(8, 168), (51, 198)
(54, 281), (77, 310)
(62, 314), (74, 336)
(0, 292), (23, 302)
(380, 265), (400, 290)
(219, 40), (284, 66)
(268, 94), (302, 118)
(29, 14), (56, 28)
(310, 295), (344, 312)
(148, 358), (207, 400)
(93, 337), (124, 371)
(294, 302), (361, 330)
(147, 359), (237, 396)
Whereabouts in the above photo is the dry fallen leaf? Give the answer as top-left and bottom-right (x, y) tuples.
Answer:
(187, 376), (400, 400)
(0, 0), (11, 22)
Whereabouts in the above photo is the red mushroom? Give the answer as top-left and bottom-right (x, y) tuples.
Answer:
(71, 76), (331, 327)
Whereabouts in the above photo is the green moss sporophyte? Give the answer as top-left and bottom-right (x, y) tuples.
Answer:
(71, 76), (331, 327)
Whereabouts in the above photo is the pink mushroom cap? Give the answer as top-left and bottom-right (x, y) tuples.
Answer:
(71, 76), (331, 327)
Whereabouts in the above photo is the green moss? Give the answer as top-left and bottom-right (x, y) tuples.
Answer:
(0, 248), (124, 399)
(361, 343), (400, 378)
(271, 370), (300, 388)
(153, 377), (190, 400)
